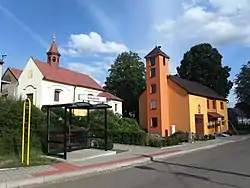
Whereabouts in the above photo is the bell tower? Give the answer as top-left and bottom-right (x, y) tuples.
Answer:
(47, 36), (60, 68)
(145, 46), (170, 137)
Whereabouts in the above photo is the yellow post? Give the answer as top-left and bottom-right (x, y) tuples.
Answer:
(21, 101), (26, 163)
(26, 98), (31, 165)
(21, 98), (32, 166)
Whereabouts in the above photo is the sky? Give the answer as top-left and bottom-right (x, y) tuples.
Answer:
(1, 0), (250, 107)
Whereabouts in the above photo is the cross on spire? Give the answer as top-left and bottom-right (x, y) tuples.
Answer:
(52, 31), (56, 42)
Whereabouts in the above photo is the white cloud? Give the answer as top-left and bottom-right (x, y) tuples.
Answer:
(61, 32), (128, 56)
(155, 0), (250, 46)
(209, 0), (250, 15)
(68, 57), (114, 86)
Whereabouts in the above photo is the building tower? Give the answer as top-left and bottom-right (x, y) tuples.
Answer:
(144, 46), (170, 137)
(46, 36), (61, 68)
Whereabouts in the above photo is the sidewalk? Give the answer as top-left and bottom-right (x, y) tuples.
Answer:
(0, 135), (249, 188)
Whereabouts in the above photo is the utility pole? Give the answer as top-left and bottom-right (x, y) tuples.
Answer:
(0, 54), (7, 93)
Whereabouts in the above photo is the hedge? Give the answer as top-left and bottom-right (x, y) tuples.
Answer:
(109, 130), (147, 146)
(0, 97), (45, 156)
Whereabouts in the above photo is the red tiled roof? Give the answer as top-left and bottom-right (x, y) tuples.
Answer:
(33, 58), (104, 91)
(9, 68), (23, 79)
(98, 91), (123, 101)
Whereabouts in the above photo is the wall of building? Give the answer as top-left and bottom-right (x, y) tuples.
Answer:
(168, 79), (190, 133)
(158, 56), (170, 136)
(107, 100), (122, 115)
(41, 80), (75, 106)
(1, 69), (18, 98)
(139, 90), (147, 130)
(41, 80), (122, 115)
(17, 58), (43, 106)
(188, 94), (209, 134)
(207, 99), (217, 113)
(216, 100), (229, 132)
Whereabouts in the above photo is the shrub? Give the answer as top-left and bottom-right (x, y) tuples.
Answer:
(148, 138), (162, 147)
(170, 131), (189, 142)
(109, 131), (147, 146)
(77, 110), (141, 132)
(0, 97), (44, 156)
(208, 134), (216, 140)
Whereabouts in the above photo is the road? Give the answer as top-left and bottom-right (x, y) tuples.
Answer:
(40, 139), (250, 188)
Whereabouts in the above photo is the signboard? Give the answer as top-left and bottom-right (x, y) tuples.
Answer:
(78, 94), (106, 103)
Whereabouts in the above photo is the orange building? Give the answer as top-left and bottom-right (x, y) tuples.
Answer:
(139, 46), (229, 137)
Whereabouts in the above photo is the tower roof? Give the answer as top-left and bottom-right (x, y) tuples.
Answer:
(46, 38), (60, 56)
(145, 46), (170, 59)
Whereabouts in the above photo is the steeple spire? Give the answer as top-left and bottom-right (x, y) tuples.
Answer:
(52, 31), (56, 42)
(46, 35), (61, 68)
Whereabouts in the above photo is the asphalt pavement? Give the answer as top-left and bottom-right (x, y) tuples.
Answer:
(39, 138), (250, 188)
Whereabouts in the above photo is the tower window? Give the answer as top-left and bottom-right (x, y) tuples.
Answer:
(163, 57), (166, 66)
(150, 57), (155, 66)
(52, 56), (56, 62)
(150, 68), (156, 78)
(151, 117), (158, 127)
(150, 84), (156, 93)
(151, 100), (157, 109)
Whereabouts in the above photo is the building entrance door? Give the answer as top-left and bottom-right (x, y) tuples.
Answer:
(26, 93), (33, 105)
(195, 114), (204, 136)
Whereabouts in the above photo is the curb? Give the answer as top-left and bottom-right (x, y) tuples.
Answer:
(67, 150), (117, 163)
(0, 140), (235, 188)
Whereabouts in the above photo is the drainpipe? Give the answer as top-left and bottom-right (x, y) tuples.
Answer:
(73, 86), (76, 103)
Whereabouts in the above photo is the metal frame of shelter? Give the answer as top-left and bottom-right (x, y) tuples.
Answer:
(43, 102), (112, 160)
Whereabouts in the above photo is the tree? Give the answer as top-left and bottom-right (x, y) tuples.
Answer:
(104, 51), (146, 120)
(177, 43), (233, 98)
(234, 61), (250, 118)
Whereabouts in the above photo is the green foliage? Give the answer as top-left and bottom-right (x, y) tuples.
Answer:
(81, 109), (141, 132)
(148, 138), (163, 147)
(234, 62), (250, 117)
(195, 134), (216, 141)
(104, 51), (146, 119)
(109, 131), (147, 146)
(177, 43), (233, 98)
(0, 97), (44, 156)
(147, 136), (183, 148)
(170, 131), (189, 142)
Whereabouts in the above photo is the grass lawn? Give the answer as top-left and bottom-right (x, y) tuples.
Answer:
(0, 152), (60, 169)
